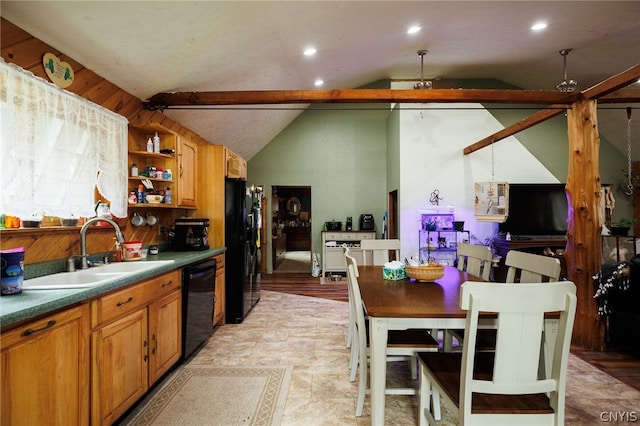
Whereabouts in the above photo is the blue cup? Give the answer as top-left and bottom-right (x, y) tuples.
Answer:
(1, 247), (25, 295)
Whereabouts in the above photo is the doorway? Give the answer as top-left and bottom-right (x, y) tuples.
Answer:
(272, 186), (312, 273)
(388, 190), (398, 239)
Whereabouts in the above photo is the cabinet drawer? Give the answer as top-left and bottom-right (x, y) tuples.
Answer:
(1, 304), (89, 349)
(91, 270), (181, 328)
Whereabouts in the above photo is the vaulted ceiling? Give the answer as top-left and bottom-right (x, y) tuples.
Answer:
(2, 1), (639, 160)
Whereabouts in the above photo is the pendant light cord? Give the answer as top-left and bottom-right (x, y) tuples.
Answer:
(626, 107), (633, 195)
(491, 137), (495, 182)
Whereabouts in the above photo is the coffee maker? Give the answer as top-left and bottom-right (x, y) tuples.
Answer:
(359, 214), (375, 231)
(172, 218), (210, 251)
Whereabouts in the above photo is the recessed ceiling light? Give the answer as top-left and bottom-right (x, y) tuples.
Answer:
(304, 47), (317, 56)
(407, 25), (421, 35)
(314, 79), (324, 87)
(531, 21), (547, 31)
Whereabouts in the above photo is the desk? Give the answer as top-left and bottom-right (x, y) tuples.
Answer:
(358, 265), (560, 425)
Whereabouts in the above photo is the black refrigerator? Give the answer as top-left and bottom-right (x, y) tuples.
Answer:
(225, 178), (261, 323)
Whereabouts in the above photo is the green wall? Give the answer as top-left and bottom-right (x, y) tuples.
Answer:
(248, 105), (389, 268)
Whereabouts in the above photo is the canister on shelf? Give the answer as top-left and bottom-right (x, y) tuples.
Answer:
(153, 132), (160, 153)
(131, 163), (138, 176)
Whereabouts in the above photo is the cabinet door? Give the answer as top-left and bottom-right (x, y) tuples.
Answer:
(178, 137), (197, 207)
(148, 289), (182, 384)
(324, 248), (346, 273)
(91, 308), (148, 426)
(1, 305), (90, 426)
(213, 253), (226, 325)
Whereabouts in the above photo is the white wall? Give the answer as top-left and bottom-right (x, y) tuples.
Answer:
(398, 103), (559, 259)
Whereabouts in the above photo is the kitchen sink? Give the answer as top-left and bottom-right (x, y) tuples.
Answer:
(22, 260), (175, 290)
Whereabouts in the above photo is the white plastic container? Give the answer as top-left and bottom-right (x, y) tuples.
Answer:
(122, 241), (142, 261)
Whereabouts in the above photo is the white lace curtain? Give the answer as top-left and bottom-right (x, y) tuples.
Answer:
(0, 59), (128, 219)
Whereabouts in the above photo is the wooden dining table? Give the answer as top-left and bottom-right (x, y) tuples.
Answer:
(358, 265), (561, 425)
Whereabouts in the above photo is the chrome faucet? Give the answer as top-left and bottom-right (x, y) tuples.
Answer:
(79, 217), (125, 269)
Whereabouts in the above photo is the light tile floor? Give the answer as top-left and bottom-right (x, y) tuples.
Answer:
(187, 291), (639, 425)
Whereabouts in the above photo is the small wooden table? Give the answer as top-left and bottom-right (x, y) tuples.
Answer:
(358, 265), (560, 425)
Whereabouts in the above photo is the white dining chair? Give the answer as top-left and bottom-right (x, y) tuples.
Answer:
(505, 249), (562, 283)
(344, 250), (439, 417)
(444, 243), (494, 351)
(456, 243), (493, 280)
(417, 280), (577, 426)
(360, 239), (400, 265)
(449, 249), (564, 352)
(342, 245), (358, 372)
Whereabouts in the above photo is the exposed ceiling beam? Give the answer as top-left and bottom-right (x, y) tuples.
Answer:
(594, 88), (640, 104)
(144, 88), (578, 108)
(462, 106), (568, 155)
(582, 64), (640, 100)
(463, 64), (640, 155)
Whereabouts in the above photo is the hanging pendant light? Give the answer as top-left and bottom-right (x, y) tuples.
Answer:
(414, 50), (433, 90)
(555, 48), (578, 92)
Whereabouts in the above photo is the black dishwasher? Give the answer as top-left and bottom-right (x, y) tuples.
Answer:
(182, 258), (217, 360)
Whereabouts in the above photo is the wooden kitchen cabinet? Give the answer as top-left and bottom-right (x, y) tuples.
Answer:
(225, 147), (247, 179)
(148, 289), (182, 384)
(128, 122), (197, 210)
(1, 304), (90, 426)
(90, 270), (181, 425)
(177, 137), (198, 208)
(128, 123), (178, 207)
(213, 253), (226, 326)
(195, 144), (226, 248)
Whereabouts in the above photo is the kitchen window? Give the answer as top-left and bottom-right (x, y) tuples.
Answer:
(0, 59), (128, 220)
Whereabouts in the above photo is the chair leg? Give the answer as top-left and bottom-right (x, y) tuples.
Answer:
(349, 337), (358, 382)
(432, 385), (441, 421)
(356, 341), (367, 416)
(410, 355), (418, 380)
(418, 363), (429, 426)
(443, 330), (453, 352)
(418, 360), (441, 425)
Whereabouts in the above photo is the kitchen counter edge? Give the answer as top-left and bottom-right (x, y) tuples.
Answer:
(0, 248), (226, 329)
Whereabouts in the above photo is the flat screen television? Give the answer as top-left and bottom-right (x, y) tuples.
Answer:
(498, 183), (568, 237)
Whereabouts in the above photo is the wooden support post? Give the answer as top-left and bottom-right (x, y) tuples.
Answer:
(565, 100), (605, 350)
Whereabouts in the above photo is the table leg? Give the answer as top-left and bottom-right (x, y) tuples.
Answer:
(369, 317), (389, 425)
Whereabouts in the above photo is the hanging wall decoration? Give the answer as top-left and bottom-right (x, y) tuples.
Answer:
(42, 52), (75, 88)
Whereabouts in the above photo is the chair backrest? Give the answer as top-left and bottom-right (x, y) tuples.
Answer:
(456, 243), (493, 280)
(458, 281), (577, 423)
(505, 250), (562, 283)
(360, 239), (401, 265)
(344, 250), (366, 345)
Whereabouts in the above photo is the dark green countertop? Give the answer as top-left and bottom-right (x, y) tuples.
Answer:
(0, 248), (225, 329)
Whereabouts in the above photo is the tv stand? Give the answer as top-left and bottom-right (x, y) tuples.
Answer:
(492, 236), (568, 282)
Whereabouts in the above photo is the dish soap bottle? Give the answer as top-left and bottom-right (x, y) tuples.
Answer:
(146, 137), (153, 152)
(164, 186), (172, 204)
(153, 132), (160, 153)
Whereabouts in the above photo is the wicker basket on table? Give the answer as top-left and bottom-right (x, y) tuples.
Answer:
(405, 264), (445, 282)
